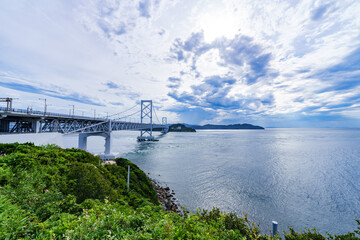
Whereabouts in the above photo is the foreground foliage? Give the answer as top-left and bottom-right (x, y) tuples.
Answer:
(0, 143), (359, 239)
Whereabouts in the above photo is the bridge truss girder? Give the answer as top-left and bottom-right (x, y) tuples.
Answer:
(10, 120), (34, 133)
(3, 118), (165, 134)
(41, 119), (105, 133)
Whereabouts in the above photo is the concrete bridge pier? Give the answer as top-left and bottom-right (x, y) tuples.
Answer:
(104, 133), (111, 155)
(78, 132), (114, 160)
(32, 120), (41, 133)
(78, 133), (88, 151)
(161, 127), (169, 134)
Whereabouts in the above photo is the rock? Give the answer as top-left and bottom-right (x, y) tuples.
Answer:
(150, 178), (183, 215)
(165, 200), (171, 209)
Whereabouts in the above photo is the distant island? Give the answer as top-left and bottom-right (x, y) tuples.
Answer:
(190, 123), (264, 130)
(168, 123), (196, 132)
(155, 123), (264, 132)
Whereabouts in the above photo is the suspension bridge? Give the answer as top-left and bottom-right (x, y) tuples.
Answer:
(0, 99), (168, 159)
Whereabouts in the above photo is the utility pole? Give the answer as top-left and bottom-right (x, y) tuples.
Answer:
(39, 98), (47, 115)
(68, 104), (74, 116)
(91, 109), (96, 119)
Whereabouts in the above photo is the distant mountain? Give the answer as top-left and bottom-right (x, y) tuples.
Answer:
(190, 123), (264, 130)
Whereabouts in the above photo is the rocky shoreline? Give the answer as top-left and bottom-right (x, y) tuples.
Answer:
(103, 160), (184, 214)
(150, 178), (184, 215)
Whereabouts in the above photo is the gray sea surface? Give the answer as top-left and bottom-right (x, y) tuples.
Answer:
(1, 128), (359, 235)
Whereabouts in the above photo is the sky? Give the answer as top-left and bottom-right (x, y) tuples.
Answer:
(0, 0), (360, 127)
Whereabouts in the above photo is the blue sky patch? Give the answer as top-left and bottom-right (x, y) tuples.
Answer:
(311, 4), (331, 21)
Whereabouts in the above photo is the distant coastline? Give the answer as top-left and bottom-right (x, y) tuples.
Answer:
(190, 123), (264, 130)
(154, 123), (265, 132)
(168, 123), (196, 132)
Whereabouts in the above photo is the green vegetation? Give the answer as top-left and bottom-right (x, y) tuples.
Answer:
(169, 123), (196, 132)
(191, 123), (264, 130)
(0, 143), (359, 239)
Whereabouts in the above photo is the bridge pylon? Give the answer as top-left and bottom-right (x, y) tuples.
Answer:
(137, 100), (155, 141)
(161, 117), (168, 133)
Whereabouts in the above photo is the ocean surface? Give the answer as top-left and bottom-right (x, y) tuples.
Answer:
(1, 128), (359, 235)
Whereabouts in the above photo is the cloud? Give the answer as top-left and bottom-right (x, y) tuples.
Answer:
(106, 81), (120, 89)
(168, 75), (268, 112)
(1, 0), (360, 126)
(167, 84), (179, 89)
(183, 32), (204, 52)
(166, 77), (181, 89)
(0, 80), (103, 106)
(327, 47), (360, 73)
(168, 91), (197, 103)
(138, 0), (151, 18)
(166, 104), (217, 124)
(311, 4), (331, 21)
(167, 31), (277, 122)
(204, 76), (236, 88)
(0, 1), (163, 112)
(165, 0), (360, 126)
(109, 101), (124, 106)
(158, 28), (166, 36)
(170, 33), (274, 85)
(98, 19), (127, 37)
(311, 47), (360, 93)
(168, 77), (181, 83)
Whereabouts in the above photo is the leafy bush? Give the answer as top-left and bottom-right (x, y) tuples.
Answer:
(0, 195), (38, 239)
(66, 162), (114, 203)
(1, 143), (360, 239)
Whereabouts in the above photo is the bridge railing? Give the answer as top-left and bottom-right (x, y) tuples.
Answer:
(0, 106), (108, 121)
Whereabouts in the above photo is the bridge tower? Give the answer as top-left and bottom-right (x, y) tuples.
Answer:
(161, 117), (168, 133)
(137, 100), (155, 141)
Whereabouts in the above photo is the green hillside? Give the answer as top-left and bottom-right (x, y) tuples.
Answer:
(0, 143), (359, 239)
(169, 124), (196, 132)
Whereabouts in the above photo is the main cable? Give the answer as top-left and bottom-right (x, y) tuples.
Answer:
(153, 107), (161, 124)
(107, 104), (138, 118)
(111, 109), (141, 121)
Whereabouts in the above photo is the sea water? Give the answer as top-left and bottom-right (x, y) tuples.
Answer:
(1, 128), (359, 234)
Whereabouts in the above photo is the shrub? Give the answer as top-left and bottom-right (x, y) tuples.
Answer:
(66, 162), (114, 203)
(1, 143), (360, 239)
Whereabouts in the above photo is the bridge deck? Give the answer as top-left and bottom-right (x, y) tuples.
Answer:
(0, 108), (166, 134)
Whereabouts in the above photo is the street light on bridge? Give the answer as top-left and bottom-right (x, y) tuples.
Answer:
(91, 109), (96, 119)
(68, 104), (75, 117)
(38, 98), (47, 115)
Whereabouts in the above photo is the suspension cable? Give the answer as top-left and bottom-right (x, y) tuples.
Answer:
(107, 104), (138, 118)
(111, 109), (141, 121)
(152, 107), (161, 124)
